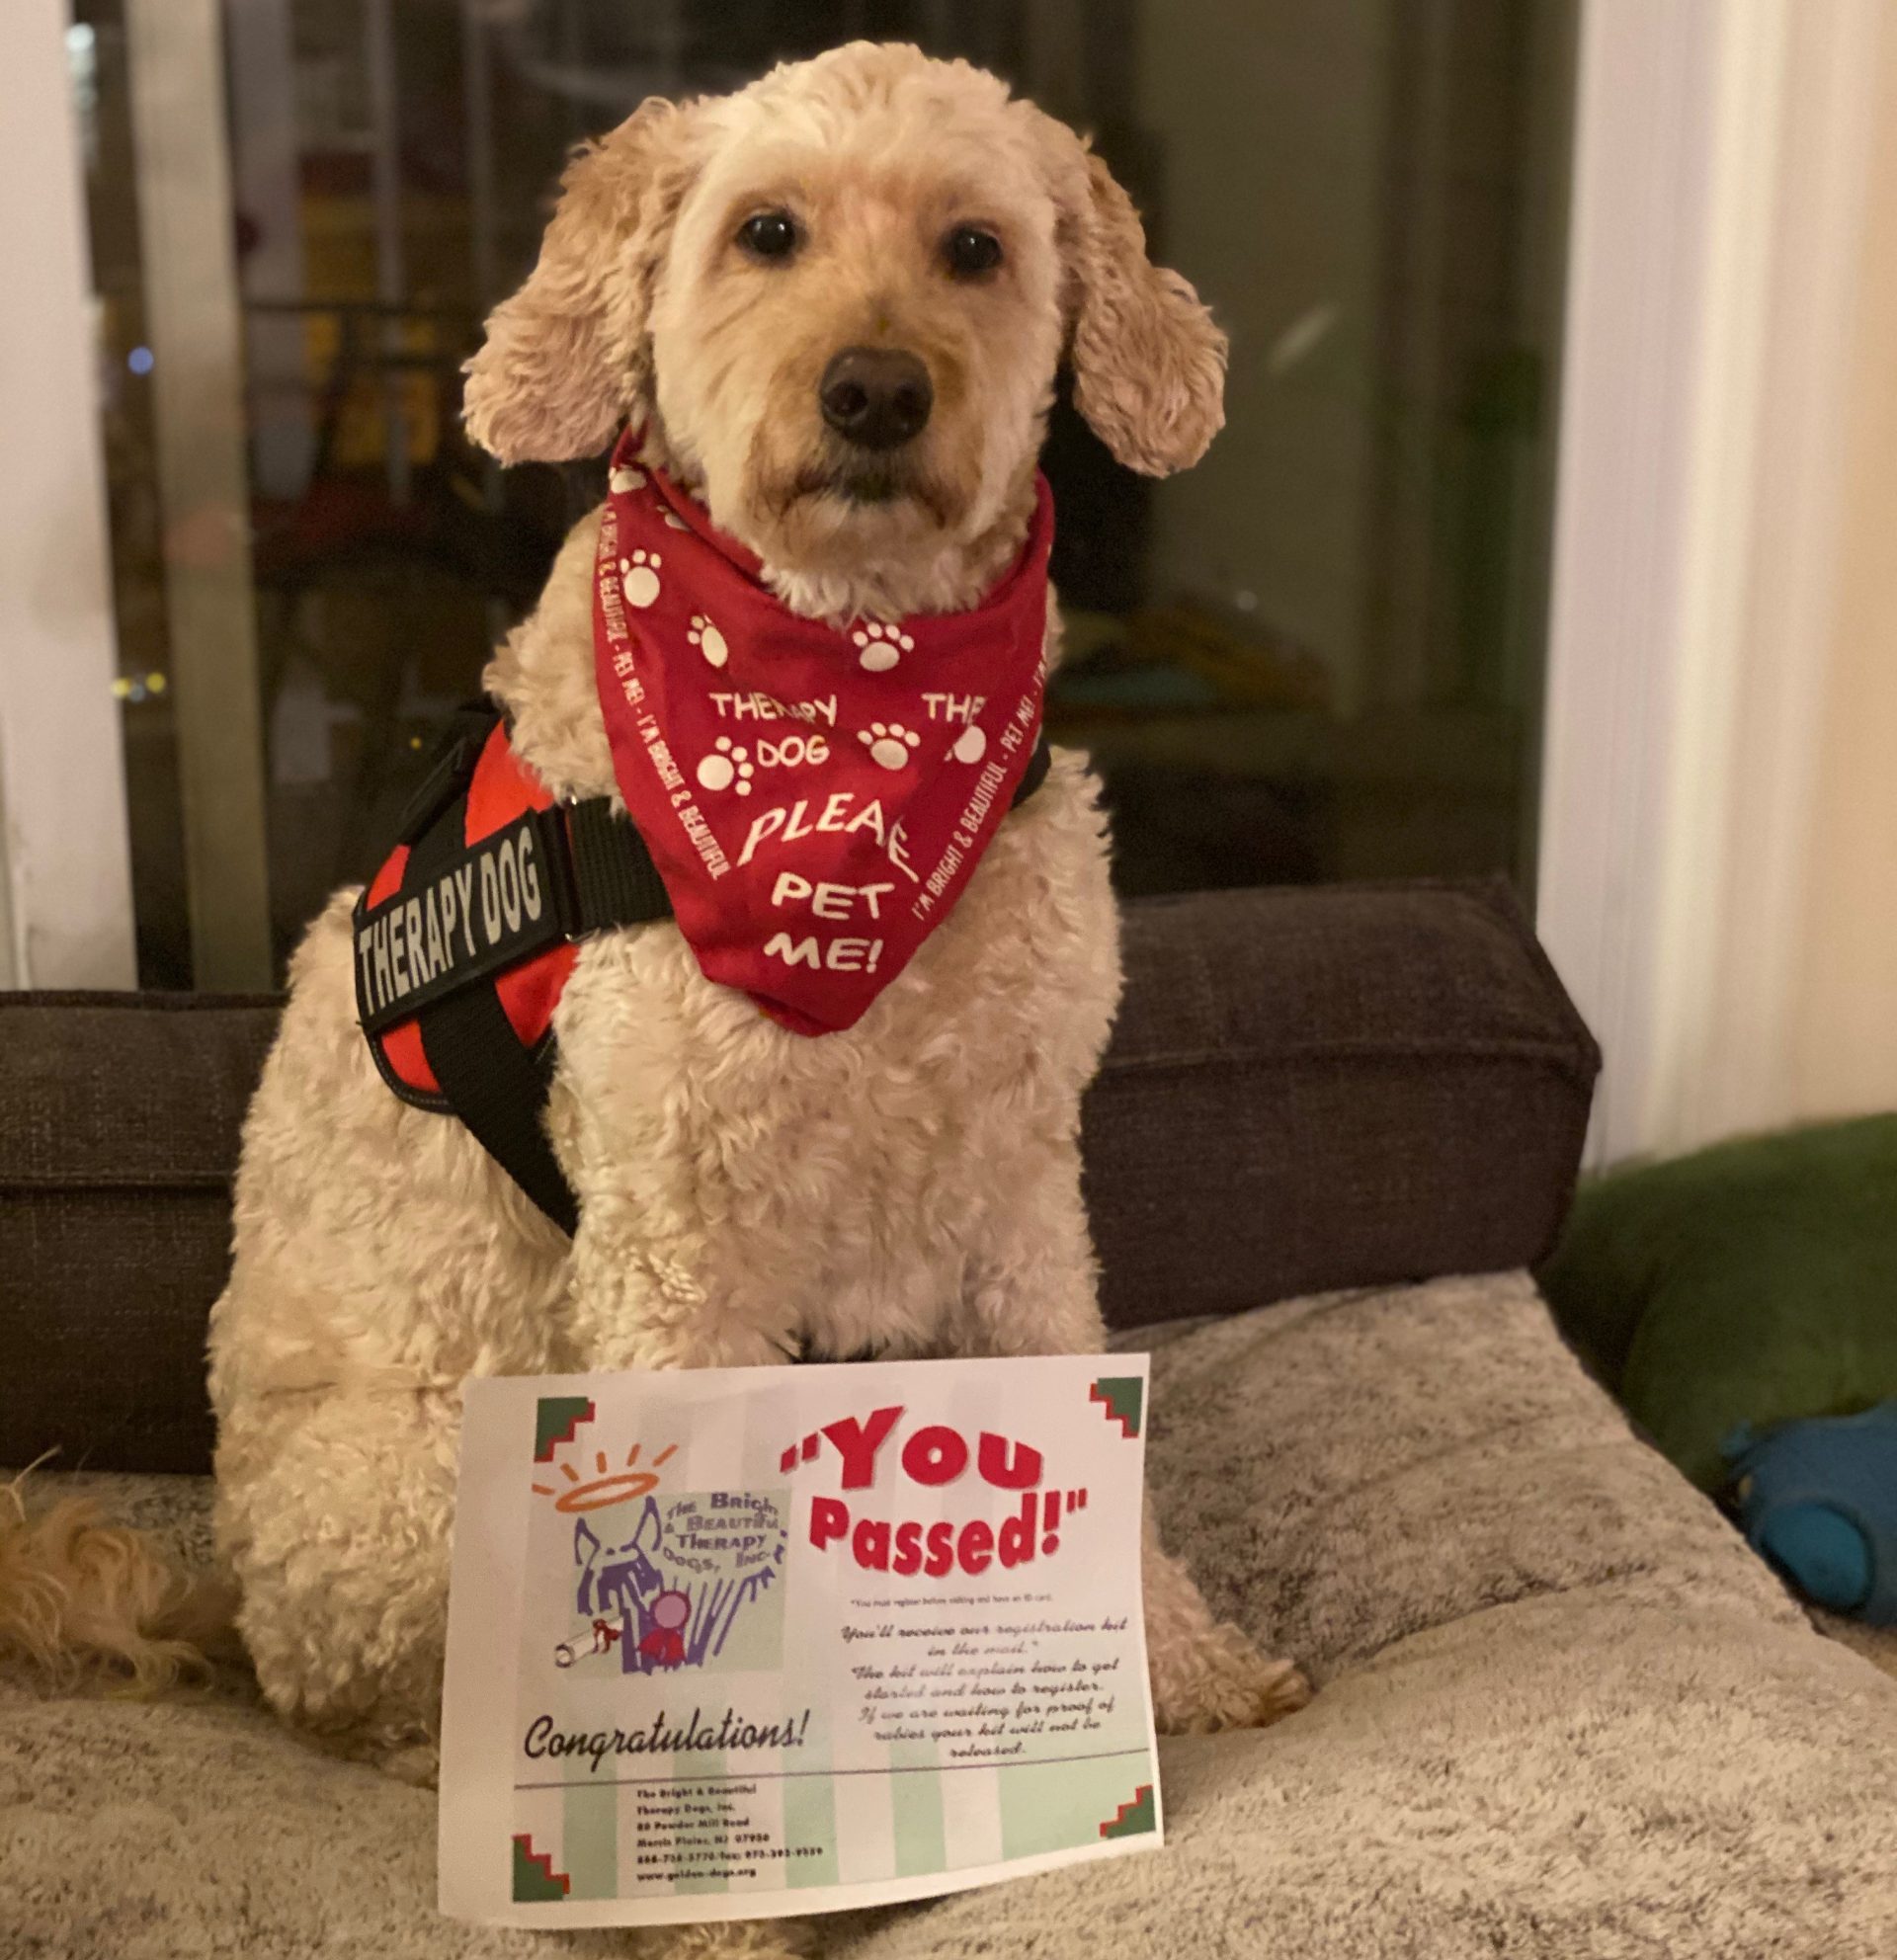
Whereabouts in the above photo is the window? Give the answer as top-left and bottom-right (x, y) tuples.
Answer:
(72, 0), (1575, 988)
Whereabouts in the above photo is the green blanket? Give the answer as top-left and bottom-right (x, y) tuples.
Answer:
(1540, 1114), (1897, 1490)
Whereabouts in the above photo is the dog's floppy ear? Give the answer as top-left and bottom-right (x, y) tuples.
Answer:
(1037, 122), (1227, 476)
(462, 98), (698, 464)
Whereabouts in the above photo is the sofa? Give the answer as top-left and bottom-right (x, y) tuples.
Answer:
(4, 878), (1894, 1959)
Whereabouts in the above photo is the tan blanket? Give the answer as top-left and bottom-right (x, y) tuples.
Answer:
(5, 1273), (1895, 1958)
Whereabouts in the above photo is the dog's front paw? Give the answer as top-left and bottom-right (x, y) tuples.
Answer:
(632, 1919), (818, 1959)
(377, 1741), (441, 1788)
(1150, 1620), (1310, 1736)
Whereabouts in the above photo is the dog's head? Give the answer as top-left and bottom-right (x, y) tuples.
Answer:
(464, 42), (1224, 612)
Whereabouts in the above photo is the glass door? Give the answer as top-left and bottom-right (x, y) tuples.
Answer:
(69, 0), (1576, 987)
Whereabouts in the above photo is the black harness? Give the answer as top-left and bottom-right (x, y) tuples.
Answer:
(353, 700), (1052, 1236)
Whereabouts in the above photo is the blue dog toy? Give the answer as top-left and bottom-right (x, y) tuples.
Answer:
(1725, 1403), (1897, 1625)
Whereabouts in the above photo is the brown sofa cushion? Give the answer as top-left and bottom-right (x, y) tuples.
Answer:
(1090, 878), (1600, 1328)
(0, 992), (278, 1476)
(0, 878), (1596, 1476)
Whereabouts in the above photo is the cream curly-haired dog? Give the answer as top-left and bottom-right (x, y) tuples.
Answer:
(206, 40), (1306, 1950)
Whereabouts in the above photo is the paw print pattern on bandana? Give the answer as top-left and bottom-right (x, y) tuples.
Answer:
(859, 722), (922, 771)
(608, 463), (646, 494)
(697, 736), (754, 795)
(951, 725), (988, 764)
(662, 511), (690, 531)
(619, 551), (661, 608)
(853, 622), (914, 673)
(689, 613), (728, 669)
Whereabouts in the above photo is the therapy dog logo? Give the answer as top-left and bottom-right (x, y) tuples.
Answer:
(531, 1397), (786, 1676)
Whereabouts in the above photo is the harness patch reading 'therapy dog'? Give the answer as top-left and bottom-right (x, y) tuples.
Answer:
(355, 815), (562, 1035)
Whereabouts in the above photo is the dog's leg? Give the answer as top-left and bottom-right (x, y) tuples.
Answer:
(962, 1158), (1309, 1735)
(957, 1149), (1110, 1360)
(1138, 1514), (1310, 1733)
(214, 1386), (462, 1769)
(564, 1227), (797, 1374)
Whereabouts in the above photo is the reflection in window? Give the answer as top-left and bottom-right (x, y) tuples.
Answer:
(76, 0), (1573, 987)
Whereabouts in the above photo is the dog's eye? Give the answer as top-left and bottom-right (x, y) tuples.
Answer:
(738, 210), (800, 261)
(945, 226), (1003, 278)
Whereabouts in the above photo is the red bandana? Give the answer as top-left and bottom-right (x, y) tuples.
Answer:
(592, 432), (1053, 1035)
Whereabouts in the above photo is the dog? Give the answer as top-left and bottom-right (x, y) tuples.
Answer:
(205, 41), (1307, 1953)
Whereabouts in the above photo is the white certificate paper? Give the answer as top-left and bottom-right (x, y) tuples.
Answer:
(439, 1353), (1161, 1926)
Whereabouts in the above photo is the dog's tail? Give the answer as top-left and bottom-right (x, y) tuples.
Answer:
(0, 1465), (235, 1693)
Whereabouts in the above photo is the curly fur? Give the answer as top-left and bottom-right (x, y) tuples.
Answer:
(201, 43), (1294, 1958)
(0, 1471), (228, 1695)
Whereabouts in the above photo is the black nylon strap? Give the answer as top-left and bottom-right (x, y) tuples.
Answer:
(561, 797), (671, 935)
(395, 702), (506, 844)
(1013, 730), (1052, 806)
(403, 787), (580, 1236)
(416, 984), (579, 1235)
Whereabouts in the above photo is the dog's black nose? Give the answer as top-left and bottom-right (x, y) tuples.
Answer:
(819, 347), (933, 451)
